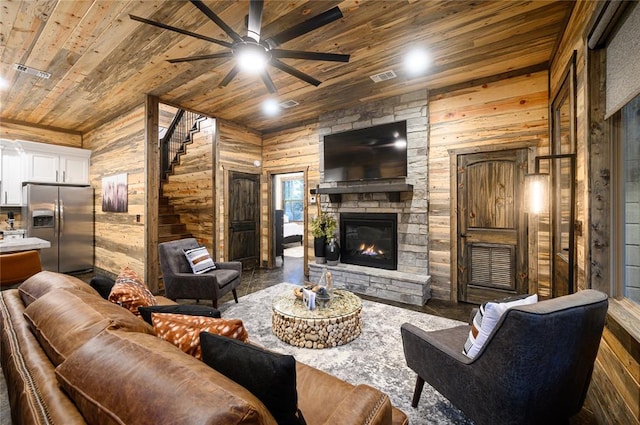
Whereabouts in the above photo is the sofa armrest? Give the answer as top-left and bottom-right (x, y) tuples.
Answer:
(321, 384), (393, 425)
(215, 261), (242, 273)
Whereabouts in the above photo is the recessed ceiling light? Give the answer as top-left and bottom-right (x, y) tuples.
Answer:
(262, 98), (281, 116)
(0, 76), (8, 90)
(404, 48), (430, 77)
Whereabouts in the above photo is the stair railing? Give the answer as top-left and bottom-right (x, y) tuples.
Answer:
(160, 109), (203, 182)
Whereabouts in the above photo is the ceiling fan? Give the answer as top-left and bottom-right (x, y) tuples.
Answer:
(130, 0), (350, 94)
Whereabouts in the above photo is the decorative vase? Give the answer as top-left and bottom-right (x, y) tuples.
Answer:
(314, 236), (327, 264)
(325, 237), (340, 266)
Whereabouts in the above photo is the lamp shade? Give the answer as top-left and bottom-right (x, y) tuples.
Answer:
(524, 173), (550, 214)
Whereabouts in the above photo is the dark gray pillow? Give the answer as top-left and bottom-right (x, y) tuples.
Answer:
(89, 276), (115, 299)
(138, 305), (221, 325)
(200, 333), (305, 425)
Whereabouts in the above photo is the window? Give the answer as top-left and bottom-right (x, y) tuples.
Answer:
(282, 179), (303, 222)
(619, 94), (640, 303)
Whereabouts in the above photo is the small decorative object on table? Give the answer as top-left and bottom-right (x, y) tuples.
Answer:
(302, 287), (316, 310)
(315, 286), (331, 309)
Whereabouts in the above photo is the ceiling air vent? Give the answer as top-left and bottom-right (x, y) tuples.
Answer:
(279, 100), (299, 109)
(369, 70), (396, 83)
(14, 63), (51, 79)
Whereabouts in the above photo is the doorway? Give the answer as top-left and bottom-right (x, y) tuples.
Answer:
(270, 171), (306, 282)
(456, 149), (529, 303)
(228, 171), (260, 270)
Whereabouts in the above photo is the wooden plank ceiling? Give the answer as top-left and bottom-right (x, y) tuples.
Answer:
(0, 0), (574, 135)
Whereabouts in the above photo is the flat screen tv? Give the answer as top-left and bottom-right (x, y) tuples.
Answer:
(323, 121), (407, 183)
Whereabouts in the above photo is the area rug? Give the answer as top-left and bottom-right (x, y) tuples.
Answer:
(218, 283), (473, 425)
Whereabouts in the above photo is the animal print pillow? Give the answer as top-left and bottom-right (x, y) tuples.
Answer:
(152, 313), (248, 359)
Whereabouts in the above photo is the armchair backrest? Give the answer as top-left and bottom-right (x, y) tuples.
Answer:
(158, 238), (199, 278)
(472, 289), (608, 417)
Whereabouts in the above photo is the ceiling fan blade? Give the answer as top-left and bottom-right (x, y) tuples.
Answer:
(190, 0), (244, 43)
(271, 49), (350, 62)
(219, 65), (240, 87)
(270, 59), (321, 87)
(266, 6), (343, 48)
(168, 52), (233, 63)
(129, 15), (232, 48)
(247, 0), (264, 41)
(261, 71), (277, 94)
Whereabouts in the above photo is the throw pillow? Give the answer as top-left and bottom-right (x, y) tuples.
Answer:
(200, 333), (306, 425)
(138, 304), (221, 325)
(152, 313), (248, 359)
(463, 293), (538, 359)
(89, 275), (115, 299)
(108, 266), (157, 316)
(183, 246), (216, 274)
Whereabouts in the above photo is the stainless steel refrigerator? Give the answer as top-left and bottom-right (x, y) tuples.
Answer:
(23, 183), (94, 273)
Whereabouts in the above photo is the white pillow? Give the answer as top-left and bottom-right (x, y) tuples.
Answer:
(464, 293), (538, 359)
(183, 246), (216, 274)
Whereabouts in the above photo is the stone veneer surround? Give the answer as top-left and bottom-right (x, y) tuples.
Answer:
(310, 90), (431, 305)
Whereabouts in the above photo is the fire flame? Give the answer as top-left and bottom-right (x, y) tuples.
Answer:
(358, 243), (384, 256)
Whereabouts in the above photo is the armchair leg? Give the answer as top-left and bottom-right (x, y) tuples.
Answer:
(411, 376), (425, 408)
(232, 289), (238, 303)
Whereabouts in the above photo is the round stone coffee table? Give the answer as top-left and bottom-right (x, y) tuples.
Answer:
(272, 289), (362, 349)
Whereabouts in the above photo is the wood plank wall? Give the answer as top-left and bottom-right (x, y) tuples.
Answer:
(216, 119), (262, 261)
(428, 71), (549, 300)
(262, 123), (319, 269)
(0, 120), (82, 147)
(161, 116), (216, 253)
(550, 1), (640, 422)
(83, 105), (146, 279)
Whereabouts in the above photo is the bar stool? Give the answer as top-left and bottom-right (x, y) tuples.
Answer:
(0, 250), (43, 288)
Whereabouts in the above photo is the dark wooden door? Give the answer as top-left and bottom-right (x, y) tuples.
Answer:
(457, 149), (528, 303)
(228, 171), (260, 270)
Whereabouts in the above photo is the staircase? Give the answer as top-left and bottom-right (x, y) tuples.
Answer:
(158, 196), (192, 243)
(157, 109), (204, 243)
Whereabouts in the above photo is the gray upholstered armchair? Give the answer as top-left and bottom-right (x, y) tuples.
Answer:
(158, 238), (241, 308)
(401, 289), (608, 425)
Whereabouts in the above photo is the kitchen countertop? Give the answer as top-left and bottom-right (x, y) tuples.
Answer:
(0, 237), (51, 254)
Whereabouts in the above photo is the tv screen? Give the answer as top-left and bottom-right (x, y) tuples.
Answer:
(323, 121), (407, 183)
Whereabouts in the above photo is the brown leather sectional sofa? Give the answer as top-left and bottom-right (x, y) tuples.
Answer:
(0, 271), (408, 425)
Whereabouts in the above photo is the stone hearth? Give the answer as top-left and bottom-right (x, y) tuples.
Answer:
(309, 263), (431, 306)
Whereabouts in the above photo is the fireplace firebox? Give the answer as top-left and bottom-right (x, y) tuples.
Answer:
(340, 213), (397, 270)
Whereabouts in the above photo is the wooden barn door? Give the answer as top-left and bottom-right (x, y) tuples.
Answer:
(457, 149), (528, 304)
(228, 171), (260, 270)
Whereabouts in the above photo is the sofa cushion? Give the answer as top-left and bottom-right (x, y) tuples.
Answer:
(55, 330), (277, 425)
(152, 313), (248, 359)
(201, 333), (306, 425)
(463, 293), (538, 358)
(138, 304), (221, 325)
(19, 270), (98, 306)
(184, 246), (217, 274)
(108, 266), (157, 316)
(23, 288), (154, 366)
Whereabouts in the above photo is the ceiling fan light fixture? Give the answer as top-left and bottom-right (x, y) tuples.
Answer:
(235, 42), (270, 74)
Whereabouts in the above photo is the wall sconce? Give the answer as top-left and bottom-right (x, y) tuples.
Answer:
(525, 153), (576, 215)
(524, 173), (550, 214)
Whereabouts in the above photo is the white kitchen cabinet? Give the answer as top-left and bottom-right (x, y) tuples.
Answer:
(22, 141), (90, 184)
(0, 142), (25, 206)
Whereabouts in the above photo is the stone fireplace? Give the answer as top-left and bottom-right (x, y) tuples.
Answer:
(308, 90), (431, 306)
(340, 213), (397, 270)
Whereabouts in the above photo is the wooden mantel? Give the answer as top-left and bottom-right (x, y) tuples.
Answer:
(310, 183), (413, 203)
